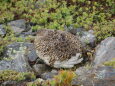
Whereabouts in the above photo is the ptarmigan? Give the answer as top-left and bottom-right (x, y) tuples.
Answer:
(34, 29), (83, 68)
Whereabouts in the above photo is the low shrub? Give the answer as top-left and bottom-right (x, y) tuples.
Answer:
(0, 70), (36, 83)
(94, 20), (115, 42)
(0, 0), (114, 57)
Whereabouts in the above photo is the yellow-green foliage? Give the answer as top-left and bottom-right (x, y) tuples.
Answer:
(27, 70), (76, 86)
(104, 58), (115, 68)
(94, 20), (115, 42)
(0, 41), (5, 57)
(0, 0), (115, 55)
(0, 25), (14, 56)
(0, 70), (36, 83)
(0, 0), (114, 29)
(49, 70), (76, 86)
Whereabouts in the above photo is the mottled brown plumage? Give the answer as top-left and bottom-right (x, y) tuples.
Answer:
(34, 29), (82, 66)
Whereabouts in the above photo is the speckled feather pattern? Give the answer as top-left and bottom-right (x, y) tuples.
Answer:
(34, 29), (82, 66)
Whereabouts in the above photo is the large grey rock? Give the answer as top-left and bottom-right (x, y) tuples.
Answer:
(0, 42), (38, 72)
(5, 42), (38, 62)
(93, 37), (115, 66)
(0, 25), (6, 37)
(8, 19), (28, 35)
(74, 66), (115, 86)
(0, 45), (31, 72)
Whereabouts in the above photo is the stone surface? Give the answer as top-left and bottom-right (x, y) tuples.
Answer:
(34, 0), (46, 9)
(80, 30), (96, 47)
(93, 37), (115, 66)
(8, 19), (29, 35)
(5, 42), (38, 62)
(19, 29), (33, 37)
(64, 26), (96, 47)
(41, 70), (58, 80)
(0, 42), (38, 72)
(33, 64), (51, 75)
(1, 81), (18, 86)
(74, 66), (115, 86)
(64, 25), (84, 35)
(75, 66), (92, 81)
(34, 29), (83, 68)
(0, 43), (32, 72)
(1, 81), (27, 86)
(0, 25), (6, 37)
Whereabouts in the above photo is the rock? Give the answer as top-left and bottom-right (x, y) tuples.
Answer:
(64, 26), (96, 47)
(80, 30), (96, 48)
(5, 42), (38, 62)
(74, 66), (115, 86)
(0, 25), (6, 37)
(0, 42), (38, 72)
(19, 29), (33, 37)
(41, 70), (58, 80)
(0, 43), (32, 72)
(8, 19), (29, 35)
(25, 43), (38, 62)
(34, 0), (46, 9)
(33, 64), (51, 75)
(64, 25), (84, 35)
(1, 81), (17, 86)
(94, 66), (115, 80)
(75, 66), (92, 81)
(93, 37), (115, 66)
(27, 78), (44, 86)
(1, 81), (27, 86)
(34, 29), (83, 68)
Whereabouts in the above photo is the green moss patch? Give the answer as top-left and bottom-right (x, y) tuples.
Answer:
(103, 58), (115, 68)
(0, 70), (36, 83)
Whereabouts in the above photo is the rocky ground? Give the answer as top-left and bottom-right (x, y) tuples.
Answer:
(0, 19), (115, 86)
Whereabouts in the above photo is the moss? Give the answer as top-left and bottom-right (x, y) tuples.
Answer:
(0, 0), (114, 30)
(0, 70), (36, 83)
(94, 20), (115, 42)
(0, 0), (114, 52)
(103, 58), (115, 68)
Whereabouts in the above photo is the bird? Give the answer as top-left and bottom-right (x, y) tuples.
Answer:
(34, 29), (83, 68)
